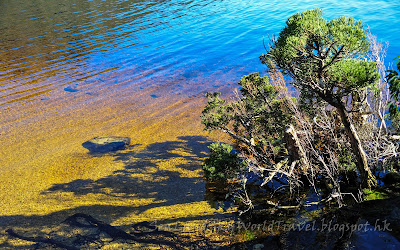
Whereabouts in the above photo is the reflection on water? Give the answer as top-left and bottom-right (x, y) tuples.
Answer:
(0, 0), (399, 109)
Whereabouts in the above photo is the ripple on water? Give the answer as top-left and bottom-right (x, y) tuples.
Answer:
(0, 0), (399, 109)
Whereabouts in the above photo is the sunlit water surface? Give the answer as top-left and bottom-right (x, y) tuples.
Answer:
(1, 0), (399, 109)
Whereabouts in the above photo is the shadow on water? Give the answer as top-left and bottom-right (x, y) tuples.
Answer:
(0, 136), (235, 248)
(43, 136), (212, 210)
(3, 135), (399, 249)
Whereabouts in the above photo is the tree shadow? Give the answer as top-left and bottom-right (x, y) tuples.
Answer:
(0, 204), (222, 249)
(0, 136), (235, 248)
(43, 136), (211, 206)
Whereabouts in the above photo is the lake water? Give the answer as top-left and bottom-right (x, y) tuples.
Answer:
(1, 0), (399, 109)
(1, 1), (400, 247)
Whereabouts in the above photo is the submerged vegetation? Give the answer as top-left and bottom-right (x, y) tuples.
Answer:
(202, 9), (400, 214)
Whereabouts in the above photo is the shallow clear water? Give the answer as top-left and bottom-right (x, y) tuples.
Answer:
(0, 0), (399, 109)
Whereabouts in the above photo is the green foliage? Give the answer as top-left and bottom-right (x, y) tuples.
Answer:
(202, 73), (293, 163)
(338, 148), (356, 172)
(243, 230), (256, 241)
(387, 56), (400, 131)
(202, 92), (232, 130)
(261, 8), (379, 102)
(330, 59), (379, 91)
(202, 142), (242, 181)
(363, 189), (388, 201)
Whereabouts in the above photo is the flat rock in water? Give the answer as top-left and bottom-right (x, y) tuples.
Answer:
(64, 86), (79, 92)
(82, 136), (130, 153)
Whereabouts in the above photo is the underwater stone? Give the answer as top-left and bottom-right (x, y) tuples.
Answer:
(64, 86), (79, 92)
(82, 136), (130, 153)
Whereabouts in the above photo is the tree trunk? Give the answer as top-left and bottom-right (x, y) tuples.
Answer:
(286, 125), (310, 172)
(336, 105), (377, 189)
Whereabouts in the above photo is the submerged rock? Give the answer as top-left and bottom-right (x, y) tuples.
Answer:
(82, 136), (130, 153)
(64, 86), (79, 92)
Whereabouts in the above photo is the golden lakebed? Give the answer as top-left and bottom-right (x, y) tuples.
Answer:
(0, 81), (235, 248)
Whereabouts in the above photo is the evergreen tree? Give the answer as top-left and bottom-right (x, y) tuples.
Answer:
(260, 9), (380, 188)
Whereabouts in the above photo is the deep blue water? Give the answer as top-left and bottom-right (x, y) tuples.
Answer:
(0, 0), (399, 108)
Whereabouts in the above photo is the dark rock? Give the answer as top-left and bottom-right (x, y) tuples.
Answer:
(389, 207), (400, 221)
(82, 136), (130, 153)
(64, 86), (79, 92)
(382, 172), (400, 186)
(347, 219), (400, 249)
